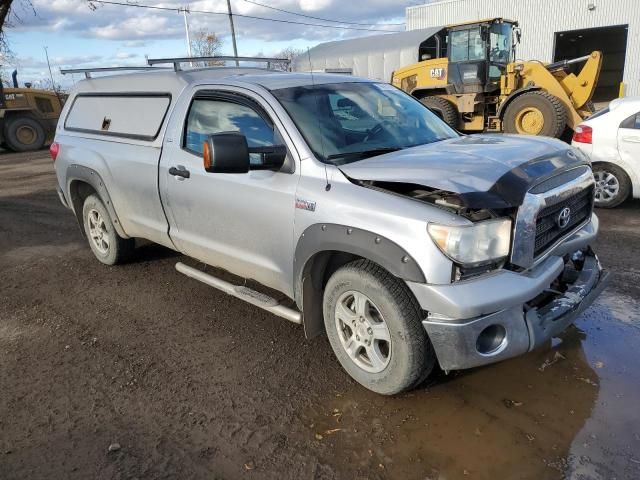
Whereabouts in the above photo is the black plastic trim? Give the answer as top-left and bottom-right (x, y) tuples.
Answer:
(294, 223), (426, 299)
(65, 164), (129, 238)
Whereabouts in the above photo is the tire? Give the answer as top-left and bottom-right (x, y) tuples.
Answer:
(419, 96), (458, 129)
(82, 194), (135, 265)
(503, 91), (567, 138)
(323, 259), (436, 395)
(4, 115), (46, 152)
(592, 163), (631, 208)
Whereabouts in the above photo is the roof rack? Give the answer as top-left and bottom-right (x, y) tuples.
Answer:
(60, 66), (170, 79)
(146, 56), (290, 71)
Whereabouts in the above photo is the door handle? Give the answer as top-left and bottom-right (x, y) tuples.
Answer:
(622, 136), (640, 143)
(169, 166), (190, 178)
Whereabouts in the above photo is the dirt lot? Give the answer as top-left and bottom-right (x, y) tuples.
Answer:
(1, 150), (639, 480)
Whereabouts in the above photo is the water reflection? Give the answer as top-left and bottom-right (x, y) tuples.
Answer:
(306, 292), (640, 479)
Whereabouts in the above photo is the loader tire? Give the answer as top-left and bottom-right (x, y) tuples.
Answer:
(419, 96), (459, 130)
(4, 115), (46, 152)
(503, 91), (566, 138)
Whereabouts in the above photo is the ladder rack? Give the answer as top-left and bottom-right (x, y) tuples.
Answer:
(146, 56), (290, 71)
(60, 66), (170, 79)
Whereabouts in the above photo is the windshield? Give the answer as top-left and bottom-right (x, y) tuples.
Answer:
(271, 82), (458, 164)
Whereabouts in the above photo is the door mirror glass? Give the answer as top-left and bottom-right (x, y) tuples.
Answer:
(249, 145), (288, 170)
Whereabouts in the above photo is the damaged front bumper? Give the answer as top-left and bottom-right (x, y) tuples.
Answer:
(407, 234), (609, 371)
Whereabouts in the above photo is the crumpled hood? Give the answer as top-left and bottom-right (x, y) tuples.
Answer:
(339, 134), (589, 208)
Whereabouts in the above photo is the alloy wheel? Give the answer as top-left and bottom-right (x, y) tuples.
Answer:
(334, 290), (391, 373)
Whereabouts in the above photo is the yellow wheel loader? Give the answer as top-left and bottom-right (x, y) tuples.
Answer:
(391, 18), (602, 138)
(0, 71), (65, 152)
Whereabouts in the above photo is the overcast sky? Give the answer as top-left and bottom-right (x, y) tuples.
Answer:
(2, 0), (420, 88)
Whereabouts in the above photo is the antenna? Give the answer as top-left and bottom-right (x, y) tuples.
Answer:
(307, 47), (331, 192)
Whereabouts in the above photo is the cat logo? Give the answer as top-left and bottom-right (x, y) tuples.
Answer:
(429, 68), (446, 80)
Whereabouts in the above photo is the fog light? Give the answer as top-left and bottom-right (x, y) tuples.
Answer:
(476, 324), (506, 354)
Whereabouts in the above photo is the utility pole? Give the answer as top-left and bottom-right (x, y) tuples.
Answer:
(43, 46), (56, 90)
(43, 46), (63, 105)
(226, 0), (239, 66)
(181, 5), (194, 67)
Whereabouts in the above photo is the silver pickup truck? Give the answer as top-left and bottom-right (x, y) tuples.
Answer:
(52, 64), (608, 394)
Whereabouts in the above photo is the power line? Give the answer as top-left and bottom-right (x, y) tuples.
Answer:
(91, 1), (404, 33)
(240, 0), (405, 27)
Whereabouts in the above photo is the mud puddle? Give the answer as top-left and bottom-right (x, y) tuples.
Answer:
(306, 290), (640, 479)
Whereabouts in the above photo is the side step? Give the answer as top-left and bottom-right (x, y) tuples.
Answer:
(175, 262), (302, 324)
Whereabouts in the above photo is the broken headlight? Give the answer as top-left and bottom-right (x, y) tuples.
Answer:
(428, 218), (512, 267)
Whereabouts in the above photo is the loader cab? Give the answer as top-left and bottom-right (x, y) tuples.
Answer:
(446, 18), (517, 94)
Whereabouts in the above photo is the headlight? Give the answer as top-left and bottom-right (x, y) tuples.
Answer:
(428, 218), (512, 266)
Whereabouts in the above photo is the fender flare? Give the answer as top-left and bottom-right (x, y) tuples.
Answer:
(497, 85), (542, 118)
(65, 164), (129, 238)
(294, 224), (425, 293)
(293, 223), (426, 338)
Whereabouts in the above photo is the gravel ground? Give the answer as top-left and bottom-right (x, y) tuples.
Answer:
(1, 149), (639, 480)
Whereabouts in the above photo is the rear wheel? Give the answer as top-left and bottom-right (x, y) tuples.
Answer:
(4, 115), (46, 152)
(592, 163), (631, 208)
(323, 259), (436, 395)
(82, 194), (135, 265)
(419, 96), (459, 129)
(503, 91), (567, 138)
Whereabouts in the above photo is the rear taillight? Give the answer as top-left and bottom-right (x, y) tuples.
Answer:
(49, 142), (59, 161)
(572, 125), (593, 144)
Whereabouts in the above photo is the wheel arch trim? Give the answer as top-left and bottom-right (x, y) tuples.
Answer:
(293, 224), (426, 338)
(65, 164), (129, 238)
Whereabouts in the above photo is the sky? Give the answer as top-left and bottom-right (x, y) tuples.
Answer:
(1, 0), (421, 89)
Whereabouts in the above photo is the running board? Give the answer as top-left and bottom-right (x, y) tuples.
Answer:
(175, 262), (302, 325)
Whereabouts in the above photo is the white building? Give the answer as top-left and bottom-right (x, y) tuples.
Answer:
(406, 0), (640, 100)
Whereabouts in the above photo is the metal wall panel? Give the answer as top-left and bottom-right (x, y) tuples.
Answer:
(407, 0), (639, 96)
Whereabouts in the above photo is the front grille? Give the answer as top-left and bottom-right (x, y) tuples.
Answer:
(533, 186), (594, 257)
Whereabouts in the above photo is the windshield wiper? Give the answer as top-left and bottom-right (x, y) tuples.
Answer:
(326, 147), (400, 161)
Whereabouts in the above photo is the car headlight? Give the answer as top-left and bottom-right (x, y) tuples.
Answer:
(428, 218), (512, 266)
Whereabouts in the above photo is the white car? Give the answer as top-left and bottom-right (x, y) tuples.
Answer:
(572, 97), (640, 208)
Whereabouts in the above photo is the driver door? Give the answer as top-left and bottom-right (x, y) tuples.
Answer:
(160, 87), (300, 296)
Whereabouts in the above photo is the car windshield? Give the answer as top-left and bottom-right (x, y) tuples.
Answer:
(271, 82), (458, 164)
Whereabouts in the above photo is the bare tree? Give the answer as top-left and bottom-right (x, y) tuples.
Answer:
(190, 29), (224, 66)
(0, 0), (35, 57)
(271, 46), (303, 71)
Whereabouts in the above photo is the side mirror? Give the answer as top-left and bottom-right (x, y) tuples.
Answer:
(248, 145), (288, 171)
(203, 132), (250, 174)
(203, 132), (288, 173)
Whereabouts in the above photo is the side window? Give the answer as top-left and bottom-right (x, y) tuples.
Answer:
(185, 97), (282, 165)
(450, 28), (485, 62)
(450, 30), (469, 62)
(35, 96), (54, 114)
(620, 112), (640, 130)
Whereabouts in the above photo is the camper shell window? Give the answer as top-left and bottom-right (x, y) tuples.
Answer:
(64, 93), (171, 141)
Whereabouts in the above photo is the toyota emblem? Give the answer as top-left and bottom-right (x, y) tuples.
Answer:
(557, 207), (571, 229)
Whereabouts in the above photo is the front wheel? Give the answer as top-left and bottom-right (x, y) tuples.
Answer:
(592, 163), (631, 208)
(323, 259), (435, 395)
(503, 91), (567, 138)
